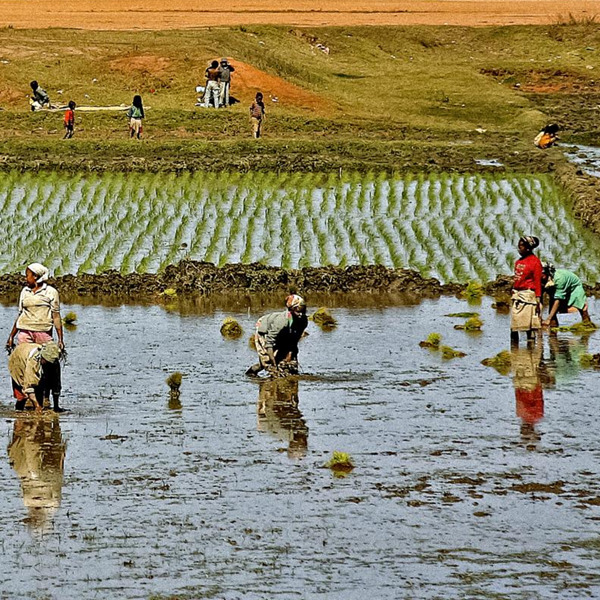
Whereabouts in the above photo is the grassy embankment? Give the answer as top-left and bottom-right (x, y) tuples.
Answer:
(0, 22), (599, 173)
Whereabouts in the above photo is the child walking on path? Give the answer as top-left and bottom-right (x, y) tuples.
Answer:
(63, 101), (75, 139)
(127, 95), (144, 139)
(250, 92), (265, 139)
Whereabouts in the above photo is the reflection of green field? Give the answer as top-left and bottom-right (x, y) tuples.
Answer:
(4, 171), (599, 283)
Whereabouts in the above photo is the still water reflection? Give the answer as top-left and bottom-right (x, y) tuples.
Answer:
(7, 416), (66, 531)
(257, 377), (308, 459)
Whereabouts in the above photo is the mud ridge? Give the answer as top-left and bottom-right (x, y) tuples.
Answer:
(1, 262), (597, 304)
(554, 160), (600, 238)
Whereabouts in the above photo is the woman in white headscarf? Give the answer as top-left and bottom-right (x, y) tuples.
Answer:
(6, 263), (65, 351)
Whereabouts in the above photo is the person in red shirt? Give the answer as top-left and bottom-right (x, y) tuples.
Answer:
(63, 100), (75, 139)
(511, 235), (542, 346)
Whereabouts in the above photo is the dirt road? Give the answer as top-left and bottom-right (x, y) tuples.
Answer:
(0, 0), (598, 29)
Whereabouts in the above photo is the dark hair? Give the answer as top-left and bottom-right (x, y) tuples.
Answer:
(211, 60), (219, 68)
(544, 123), (559, 134)
(68, 100), (76, 110)
(255, 92), (264, 102)
(132, 94), (144, 118)
(519, 235), (540, 251)
(30, 80), (38, 90)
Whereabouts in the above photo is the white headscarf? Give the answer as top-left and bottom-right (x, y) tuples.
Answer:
(27, 262), (49, 283)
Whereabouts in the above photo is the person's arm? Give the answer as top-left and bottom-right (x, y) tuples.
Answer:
(7, 290), (24, 350)
(23, 358), (43, 412)
(6, 318), (18, 350)
(543, 299), (561, 327)
(53, 312), (64, 350)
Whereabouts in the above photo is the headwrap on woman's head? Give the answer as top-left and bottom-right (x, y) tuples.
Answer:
(542, 262), (556, 278)
(285, 294), (306, 310)
(27, 262), (49, 282)
(519, 236), (540, 250)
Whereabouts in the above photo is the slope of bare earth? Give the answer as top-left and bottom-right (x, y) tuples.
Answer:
(0, 0), (599, 29)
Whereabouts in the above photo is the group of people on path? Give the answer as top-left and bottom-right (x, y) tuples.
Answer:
(510, 235), (592, 345)
(200, 58), (236, 109)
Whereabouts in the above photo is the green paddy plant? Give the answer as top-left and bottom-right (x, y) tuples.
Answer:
(324, 451), (355, 477)
(419, 332), (442, 349)
(580, 353), (600, 368)
(220, 317), (244, 339)
(481, 350), (512, 375)
(440, 345), (467, 360)
(311, 307), (337, 331)
(454, 315), (483, 331)
(462, 281), (484, 301)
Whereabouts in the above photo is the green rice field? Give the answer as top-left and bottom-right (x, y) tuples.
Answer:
(2, 170), (599, 283)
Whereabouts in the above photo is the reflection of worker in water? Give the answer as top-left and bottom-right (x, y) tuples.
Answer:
(542, 263), (592, 328)
(257, 377), (308, 459)
(7, 417), (66, 530)
(511, 346), (544, 446)
(246, 294), (308, 377)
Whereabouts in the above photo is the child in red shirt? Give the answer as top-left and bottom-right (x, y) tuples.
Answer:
(63, 100), (75, 139)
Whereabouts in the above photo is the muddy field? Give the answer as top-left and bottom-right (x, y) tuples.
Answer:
(1, 297), (600, 598)
(1, 0), (600, 29)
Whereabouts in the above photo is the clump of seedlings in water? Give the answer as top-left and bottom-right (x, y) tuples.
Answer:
(62, 311), (77, 326)
(461, 281), (484, 301)
(580, 353), (600, 368)
(160, 288), (178, 299)
(419, 332), (442, 348)
(324, 451), (355, 476)
(556, 321), (598, 334)
(445, 312), (478, 318)
(248, 334), (257, 350)
(454, 315), (483, 331)
(311, 307), (337, 330)
(440, 345), (466, 359)
(220, 317), (243, 339)
(166, 371), (182, 392)
(481, 350), (512, 375)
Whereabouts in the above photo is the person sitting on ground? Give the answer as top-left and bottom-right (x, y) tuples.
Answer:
(63, 100), (76, 139)
(542, 263), (592, 328)
(127, 94), (145, 139)
(511, 236), (543, 346)
(218, 58), (235, 107)
(249, 92), (265, 139)
(246, 295), (308, 377)
(9, 341), (63, 412)
(534, 124), (559, 149)
(204, 61), (221, 109)
(30, 80), (50, 111)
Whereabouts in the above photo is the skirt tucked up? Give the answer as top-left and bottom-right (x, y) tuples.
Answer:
(511, 289), (540, 332)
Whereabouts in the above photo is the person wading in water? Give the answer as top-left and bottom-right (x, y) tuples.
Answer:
(511, 236), (543, 347)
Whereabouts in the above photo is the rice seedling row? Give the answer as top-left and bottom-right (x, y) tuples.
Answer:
(1, 171), (599, 284)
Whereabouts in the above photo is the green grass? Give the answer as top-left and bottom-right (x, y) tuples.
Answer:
(0, 23), (598, 170)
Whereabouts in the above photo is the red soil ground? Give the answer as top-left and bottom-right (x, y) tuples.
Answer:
(0, 0), (599, 29)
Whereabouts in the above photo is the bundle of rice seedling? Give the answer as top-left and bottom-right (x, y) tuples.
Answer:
(419, 332), (442, 348)
(481, 350), (512, 375)
(324, 451), (355, 476)
(220, 317), (243, 339)
(311, 307), (337, 330)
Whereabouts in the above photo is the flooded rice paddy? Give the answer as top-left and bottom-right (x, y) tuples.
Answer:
(2, 170), (600, 283)
(1, 297), (600, 598)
